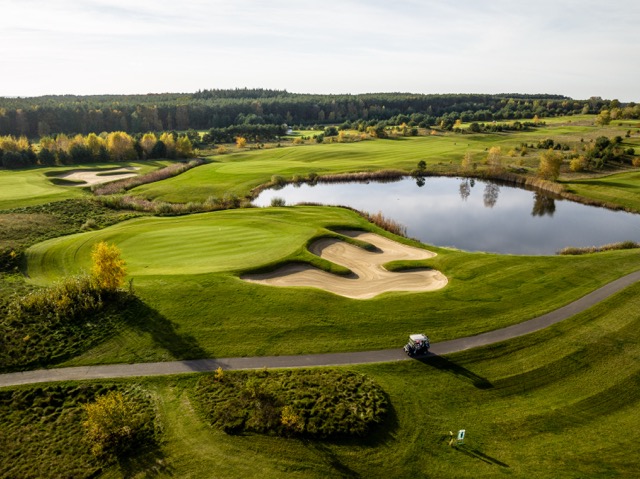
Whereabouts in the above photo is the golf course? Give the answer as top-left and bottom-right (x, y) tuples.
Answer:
(1, 112), (640, 478)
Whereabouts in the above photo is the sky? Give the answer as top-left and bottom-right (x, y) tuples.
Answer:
(1, 0), (639, 101)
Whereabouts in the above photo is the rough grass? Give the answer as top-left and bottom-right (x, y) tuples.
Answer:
(2, 281), (639, 478)
(193, 369), (387, 438)
(0, 382), (158, 479)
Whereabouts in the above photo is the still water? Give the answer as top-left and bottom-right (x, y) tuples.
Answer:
(253, 177), (640, 255)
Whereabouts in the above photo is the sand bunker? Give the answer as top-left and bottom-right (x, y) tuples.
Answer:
(57, 167), (139, 186)
(242, 231), (448, 299)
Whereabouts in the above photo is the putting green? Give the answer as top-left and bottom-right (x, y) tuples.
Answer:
(25, 207), (366, 283)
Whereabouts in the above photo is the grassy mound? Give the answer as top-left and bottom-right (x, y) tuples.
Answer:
(0, 280), (134, 372)
(193, 369), (388, 438)
(0, 383), (157, 479)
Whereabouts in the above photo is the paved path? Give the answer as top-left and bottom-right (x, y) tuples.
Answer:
(1, 270), (639, 388)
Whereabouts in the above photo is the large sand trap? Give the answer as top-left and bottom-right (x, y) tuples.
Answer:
(242, 231), (448, 299)
(57, 167), (139, 186)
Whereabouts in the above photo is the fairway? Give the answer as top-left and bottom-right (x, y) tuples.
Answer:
(131, 134), (520, 202)
(563, 170), (640, 211)
(0, 167), (85, 209)
(0, 161), (173, 210)
(24, 206), (640, 363)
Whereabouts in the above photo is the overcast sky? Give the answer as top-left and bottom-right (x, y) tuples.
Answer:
(1, 0), (638, 100)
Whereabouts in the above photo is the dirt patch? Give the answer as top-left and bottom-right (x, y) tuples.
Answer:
(242, 231), (447, 299)
(55, 167), (139, 186)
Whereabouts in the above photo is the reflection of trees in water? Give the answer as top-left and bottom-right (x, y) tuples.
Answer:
(459, 180), (471, 201)
(483, 183), (500, 208)
(415, 176), (425, 187)
(531, 192), (556, 217)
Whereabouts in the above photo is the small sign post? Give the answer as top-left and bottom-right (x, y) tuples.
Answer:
(456, 429), (465, 445)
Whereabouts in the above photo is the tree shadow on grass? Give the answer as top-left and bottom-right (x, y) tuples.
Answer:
(415, 353), (494, 390)
(123, 296), (210, 362)
(117, 441), (174, 478)
(301, 440), (361, 478)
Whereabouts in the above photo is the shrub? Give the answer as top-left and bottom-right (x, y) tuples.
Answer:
(270, 197), (286, 207)
(83, 390), (154, 458)
(361, 210), (407, 237)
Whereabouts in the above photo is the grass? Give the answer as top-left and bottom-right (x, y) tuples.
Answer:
(562, 170), (640, 211)
(130, 120), (640, 205)
(1, 280), (639, 478)
(20, 206), (640, 366)
(0, 382), (158, 479)
(193, 369), (387, 437)
(0, 161), (173, 210)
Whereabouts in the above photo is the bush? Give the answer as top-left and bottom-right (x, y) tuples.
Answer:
(270, 197), (286, 207)
(83, 390), (155, 458)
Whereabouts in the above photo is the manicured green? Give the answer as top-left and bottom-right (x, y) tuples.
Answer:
(563, 170), (640, 211)
(0, 161), (172, 210)
(2, 281), (639, 478)
(22, 206), (640, 365)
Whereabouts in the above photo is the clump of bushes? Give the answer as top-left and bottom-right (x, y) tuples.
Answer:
(83, 389), (157, 459)
(96, 193), (248, 215)
(557, 241), (639, 255)
(193, 369), (388, 438)
(361, 210), (407, 237)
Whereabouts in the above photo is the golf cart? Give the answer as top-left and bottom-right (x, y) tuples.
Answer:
(403, 333), (430, 356)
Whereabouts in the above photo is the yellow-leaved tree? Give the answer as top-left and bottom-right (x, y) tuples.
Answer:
(91, 241), (127, 292)
(83, 391), (149, 457)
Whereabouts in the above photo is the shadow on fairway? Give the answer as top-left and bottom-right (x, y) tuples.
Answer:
(454, 445), (509, 468)
(416, 353), (493, 389)
(125, 296), (209, 361)
(299, 390), (400, 477)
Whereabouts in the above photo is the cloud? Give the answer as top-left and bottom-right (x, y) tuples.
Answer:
(0, 0), (639, 99)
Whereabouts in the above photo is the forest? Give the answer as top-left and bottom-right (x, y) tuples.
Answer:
(1, 89), (637, 138)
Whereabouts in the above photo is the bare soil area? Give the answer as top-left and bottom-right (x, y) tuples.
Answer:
(243, 231), (448, 299)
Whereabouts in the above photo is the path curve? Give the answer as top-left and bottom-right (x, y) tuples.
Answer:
(1, 270), (639, 388)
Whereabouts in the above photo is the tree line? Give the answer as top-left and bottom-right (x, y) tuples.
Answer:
(0, 131), (194, 169)
(1, 90), (631, 138)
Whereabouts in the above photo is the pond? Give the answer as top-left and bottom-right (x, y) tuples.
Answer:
(253, 176), (640, 255)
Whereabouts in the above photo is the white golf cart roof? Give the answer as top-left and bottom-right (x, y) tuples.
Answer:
(409, 333), (429, 342)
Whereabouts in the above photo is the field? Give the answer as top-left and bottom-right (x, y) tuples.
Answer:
(22, 206), (640, 365)
(1, 115), (640, 478)
(131, 120), (640, 204)
(2, 281), (639, 478)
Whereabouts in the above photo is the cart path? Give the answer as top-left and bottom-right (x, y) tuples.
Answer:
(1, 270), (639, 388)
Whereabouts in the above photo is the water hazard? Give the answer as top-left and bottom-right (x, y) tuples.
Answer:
(253, 176), (640, 255)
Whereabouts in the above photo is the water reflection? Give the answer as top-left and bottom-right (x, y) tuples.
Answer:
(459, 180), (471, 201)
(253, 177), (640, 255)
(531, 193), (556, 217)
(483, 183), (500, 208)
